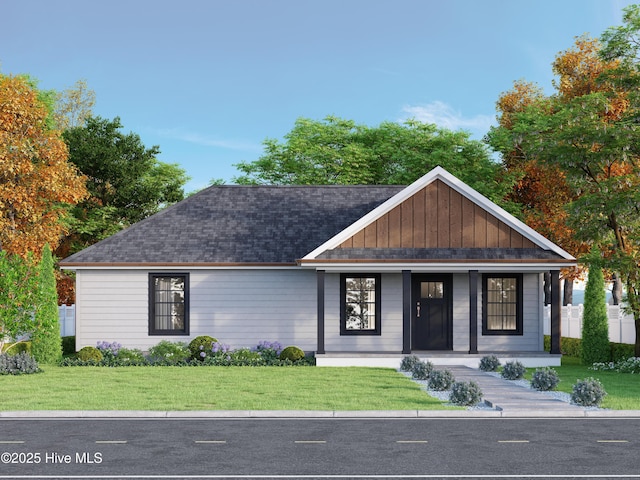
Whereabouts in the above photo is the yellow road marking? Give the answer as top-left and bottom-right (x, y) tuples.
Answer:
(597, 440), (629, 443)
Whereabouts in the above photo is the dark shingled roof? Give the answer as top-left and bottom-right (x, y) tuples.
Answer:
(60, 185), (405, 265)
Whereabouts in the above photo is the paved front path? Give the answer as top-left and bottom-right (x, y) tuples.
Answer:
(445, 366), (586, 416)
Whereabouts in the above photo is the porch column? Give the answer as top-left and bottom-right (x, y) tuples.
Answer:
(402, 270), (411, 354)
(550, 270), (562, 355)
(469, 270), (478, 354)
(317, 270), (325, 355)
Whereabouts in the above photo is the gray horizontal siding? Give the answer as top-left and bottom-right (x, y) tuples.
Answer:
(75, 268), (545, 355)
(76, 269), (316, 351)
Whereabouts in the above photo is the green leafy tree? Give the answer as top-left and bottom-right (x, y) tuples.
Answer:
(235, 116), (515, 208)
(0, 251), (38, 353)
(486, 7), (640, 355)
(59, 116), (190, 255)
(581, 248), (611, 365)
(31, 244), (62, 363)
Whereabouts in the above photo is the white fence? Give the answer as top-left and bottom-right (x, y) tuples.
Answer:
(543, 304), (636, 345)
(58, 304), (75, 337)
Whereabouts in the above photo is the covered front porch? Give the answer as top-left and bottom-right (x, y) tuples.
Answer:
(314, 269), (564, 368)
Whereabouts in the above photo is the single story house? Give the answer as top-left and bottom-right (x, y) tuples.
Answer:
(60, 166), (575, 367)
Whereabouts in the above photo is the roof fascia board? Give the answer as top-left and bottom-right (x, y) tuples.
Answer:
(62, 264), (300, 271)
(301, 262), (576, 272)
(303, 166), (575, 261)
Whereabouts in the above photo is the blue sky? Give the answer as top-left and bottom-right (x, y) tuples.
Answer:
(2, 0), (636, 192)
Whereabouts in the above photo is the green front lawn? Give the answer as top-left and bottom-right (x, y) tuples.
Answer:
(527, 356), (640, 410)
(2, 357), (639, 411)
(0, 366), (455, 411)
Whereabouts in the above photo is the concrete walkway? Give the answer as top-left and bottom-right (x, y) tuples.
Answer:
(445, 366), (588, 416)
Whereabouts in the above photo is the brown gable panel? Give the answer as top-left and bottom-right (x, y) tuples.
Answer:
(338, 180), (539, 250)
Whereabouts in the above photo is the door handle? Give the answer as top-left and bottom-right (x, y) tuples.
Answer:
(416, 301), (421, 318)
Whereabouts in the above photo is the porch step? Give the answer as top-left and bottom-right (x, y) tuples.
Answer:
(315, 352), (561, 368)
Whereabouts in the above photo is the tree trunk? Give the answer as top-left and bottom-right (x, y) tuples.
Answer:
(612, 273), (623, 305)
(636, 315), (640, 358)
(563, 278), (574, 306)
(624, 277), (640, 357)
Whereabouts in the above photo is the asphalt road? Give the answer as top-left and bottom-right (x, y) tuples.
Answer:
(0, 418), (638, 479)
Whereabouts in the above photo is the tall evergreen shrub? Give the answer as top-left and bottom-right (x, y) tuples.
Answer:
(31, 245), (62, 363)
(581, 248), (610, 365)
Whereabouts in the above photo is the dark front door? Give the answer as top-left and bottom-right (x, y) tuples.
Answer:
(411, 274), (452, 350)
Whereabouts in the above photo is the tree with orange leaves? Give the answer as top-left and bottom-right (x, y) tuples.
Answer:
(0, 74), (87, 258)
(487, 59), (596, 303)
(488, 15), (640, 355)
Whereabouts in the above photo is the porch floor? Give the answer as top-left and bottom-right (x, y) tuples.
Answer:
(315, 351), (561, 368)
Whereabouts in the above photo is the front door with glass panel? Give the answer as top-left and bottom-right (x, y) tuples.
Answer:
(411, 274), (452, 350)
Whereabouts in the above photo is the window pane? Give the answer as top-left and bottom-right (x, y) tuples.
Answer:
(421, 281), (443, 299)
(485, 276), (518, 331)
(345, 276), (376, 330)
(153, 275), (186, 331)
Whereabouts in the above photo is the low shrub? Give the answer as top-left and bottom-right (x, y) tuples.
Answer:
(96, 341), (122, 363)
(189, 336), (218, 361)
(562, 337), (583, 357)
(97, 340), (121, 356)
(60, 338), (315, 368)
(77, 346), (103, 363)
(210, 342), (232, 357)
(501, 360), (526, 380)
(400, 355), (421, 372)
(411, 360), (434, 380)
(0, 352), (40, 375)
(428, 369), (455, 391)
(279, 346), (305, 362)
(479, 355), (500, 372)
(61, 336), (75, 356)
(611, 357), (640, 374)
(611, 342), (635, 362)
(571, 377), (607, 407)
(114, 348), (148, 366)
(592, 357), (640, 374)
(530, 367), (560, 391)
(545, 334), (635, 364)
(449, 381), (483, 406)
(147, 341), (190, 365)
(256, 341), (284, 362)
(230, 347), (263, 364)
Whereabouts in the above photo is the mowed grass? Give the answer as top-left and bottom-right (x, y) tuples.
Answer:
(0, 366), (455, 411)
(526, 356), (640, 410)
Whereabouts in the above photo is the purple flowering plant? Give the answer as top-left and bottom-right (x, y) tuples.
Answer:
(211, 342), (231, 355)
(254, 340), (283, 361)
(96, 341), (122, 357)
